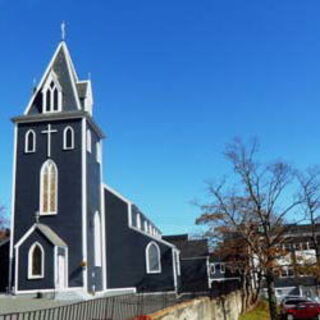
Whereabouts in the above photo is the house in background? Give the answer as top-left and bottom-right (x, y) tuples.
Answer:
(163, 234), (210, 293)
(265, 224), (320, 300)
(7, 39), (180, 296)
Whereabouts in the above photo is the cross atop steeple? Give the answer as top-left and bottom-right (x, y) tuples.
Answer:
(61, 21), (66, 41)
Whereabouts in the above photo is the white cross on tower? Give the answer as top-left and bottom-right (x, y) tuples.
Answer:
(41, 124), (58, 158)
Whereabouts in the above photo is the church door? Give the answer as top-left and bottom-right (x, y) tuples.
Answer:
(57, 254), (66, 289)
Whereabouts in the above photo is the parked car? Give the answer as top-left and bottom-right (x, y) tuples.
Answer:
(281, 300), (320, 319)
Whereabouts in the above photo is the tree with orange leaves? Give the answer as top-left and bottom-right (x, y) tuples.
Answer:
(196, 138), (301, 320)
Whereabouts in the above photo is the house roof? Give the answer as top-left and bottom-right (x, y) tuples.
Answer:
(163, 234), (209, 258)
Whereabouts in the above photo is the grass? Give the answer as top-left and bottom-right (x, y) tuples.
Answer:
(239, 301), (270, 320)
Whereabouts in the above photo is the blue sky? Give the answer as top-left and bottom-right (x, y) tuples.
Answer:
(1, 0), (320, 234)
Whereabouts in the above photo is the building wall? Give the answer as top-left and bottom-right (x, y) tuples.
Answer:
(180, 258), (209, 292)
(85, 122), (103, 293)
(14, 119), (84, 290)
(104, 189), (176, 292)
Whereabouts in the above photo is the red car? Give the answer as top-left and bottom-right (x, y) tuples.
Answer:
(283, 301), (320, 320)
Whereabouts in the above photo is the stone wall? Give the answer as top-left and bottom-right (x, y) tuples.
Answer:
(148, 291), (243, 320)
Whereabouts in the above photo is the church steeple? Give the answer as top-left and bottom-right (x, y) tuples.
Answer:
(24, 42), (93, 116)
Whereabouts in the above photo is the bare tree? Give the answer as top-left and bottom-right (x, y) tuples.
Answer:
(196, 138), (301, 320)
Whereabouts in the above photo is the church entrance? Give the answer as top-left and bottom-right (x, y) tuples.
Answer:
(56, 252), (67, 289)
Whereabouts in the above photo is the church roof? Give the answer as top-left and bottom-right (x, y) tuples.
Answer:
(15, 223), (67, 248)
(23, 41), (93, 116)
(37, 223), (67, 247)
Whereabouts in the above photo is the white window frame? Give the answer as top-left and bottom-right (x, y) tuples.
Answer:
(96, 141), (101, 163)
(137, 214), (141, 230)
(210, 263), (216, 275)
(86, 129), (92, 153)
(28, 242), (45, 279)
(144, 221), (148, 232)
(63, 126), (75, 150)
(41, 71), (62, 113)
(25, 129), (36, 153)
(39, 160), (58, 215)
(94, 211), (102, 267)
(146, 241), (161, 274)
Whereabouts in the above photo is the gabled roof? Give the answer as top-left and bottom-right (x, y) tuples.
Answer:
(24, 41), (90, 115)
(163, 234), (209, 258)
(15, 223), (67, 248)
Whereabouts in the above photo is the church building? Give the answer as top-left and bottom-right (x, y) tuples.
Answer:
(8, 40), (180, 295)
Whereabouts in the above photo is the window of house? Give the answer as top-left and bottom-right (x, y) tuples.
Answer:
(210, 264), (216, 276)
(220, 263), (226, 274)
(94, 212), (102, 267)
(40, 160), (58, 215)
(144, 221), (148, 232)
(42, 72), (62, 113)
(86, 129), (92, 153)
(28, 243), (44, 279)
(146, 242), (161, 273)
(63, 126), (75, 150)
(25, 129), (36, 153)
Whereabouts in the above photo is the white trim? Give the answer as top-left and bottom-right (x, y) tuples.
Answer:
(39, 159), (58, 215)
(137, 213), (141, 230)
(146, 241), (161, 274)
(28, 242), (45, 279)
(104, 287), (137, 294)
(9, 124), (17, 292)
(94, 211), (102, 267)
(101, 182), (107, 290)
(207, 257), (211, 289)
(81, 118), (88, 291)
(172, 248), (177, 292)
(63, 126), (75, 150)
(211, 277), (241, 282)
(14, 287), (84, 295)
(86, 129), (92, 153)
(24, 129), (36, 153)
(15, 225), (37, 248)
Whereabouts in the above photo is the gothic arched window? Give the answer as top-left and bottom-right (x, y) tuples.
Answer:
(42, 72), (62, 113)
(96, 141), (101, 163)
(86, 129), (92, 153)
(63, 126), (75, 150)
(25, 129), (36, 153)
(28, 242), (44, 279)
(94, 211), (102, 267)
(146, 242), (161, 274)
(40, 160), (58, 215)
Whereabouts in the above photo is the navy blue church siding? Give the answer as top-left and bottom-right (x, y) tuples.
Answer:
(14, 118), (84, 289)
(0, 241), (9, 292)
(17, 231), (54, 291)
(86, 123), (103, 292)
(104, 189), (176, 292)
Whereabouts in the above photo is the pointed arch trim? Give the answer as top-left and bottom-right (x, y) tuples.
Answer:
(28, 242), (45, 279)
